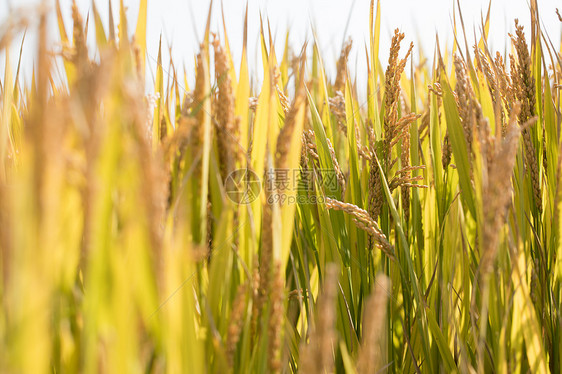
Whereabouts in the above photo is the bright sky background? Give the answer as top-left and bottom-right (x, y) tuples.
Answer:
(1, 0), (561, 92)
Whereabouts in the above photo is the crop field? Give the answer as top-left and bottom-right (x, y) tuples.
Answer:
(0, 0), (561, 372)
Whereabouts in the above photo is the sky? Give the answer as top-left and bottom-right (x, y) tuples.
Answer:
(1, 0), (561, 92)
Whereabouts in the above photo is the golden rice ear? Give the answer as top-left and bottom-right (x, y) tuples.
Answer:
(357, 274), (391, 374)
(368, 151), (384, 223)
(226, 283), (248, 366)
(324, 197), (394, 257)
(442, 132), (452, 169)
(383, 30), (405, 143)
(334, 39), (353, 92)
(480, 103), (523, 277)
(267, 262), (284, 374)
(328, 91), (347, 133)
(453, 54), (477, 156)
(71, 0), (88, 67)
(213, 36), (238, 180)
(511, 21), (542, 214)
(298, 264), (339, 374)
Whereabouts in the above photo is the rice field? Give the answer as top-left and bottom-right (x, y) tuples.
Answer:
(0, 0), (561, 372)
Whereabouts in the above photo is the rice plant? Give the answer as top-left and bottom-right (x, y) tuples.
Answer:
(0, 0), (561, 372)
